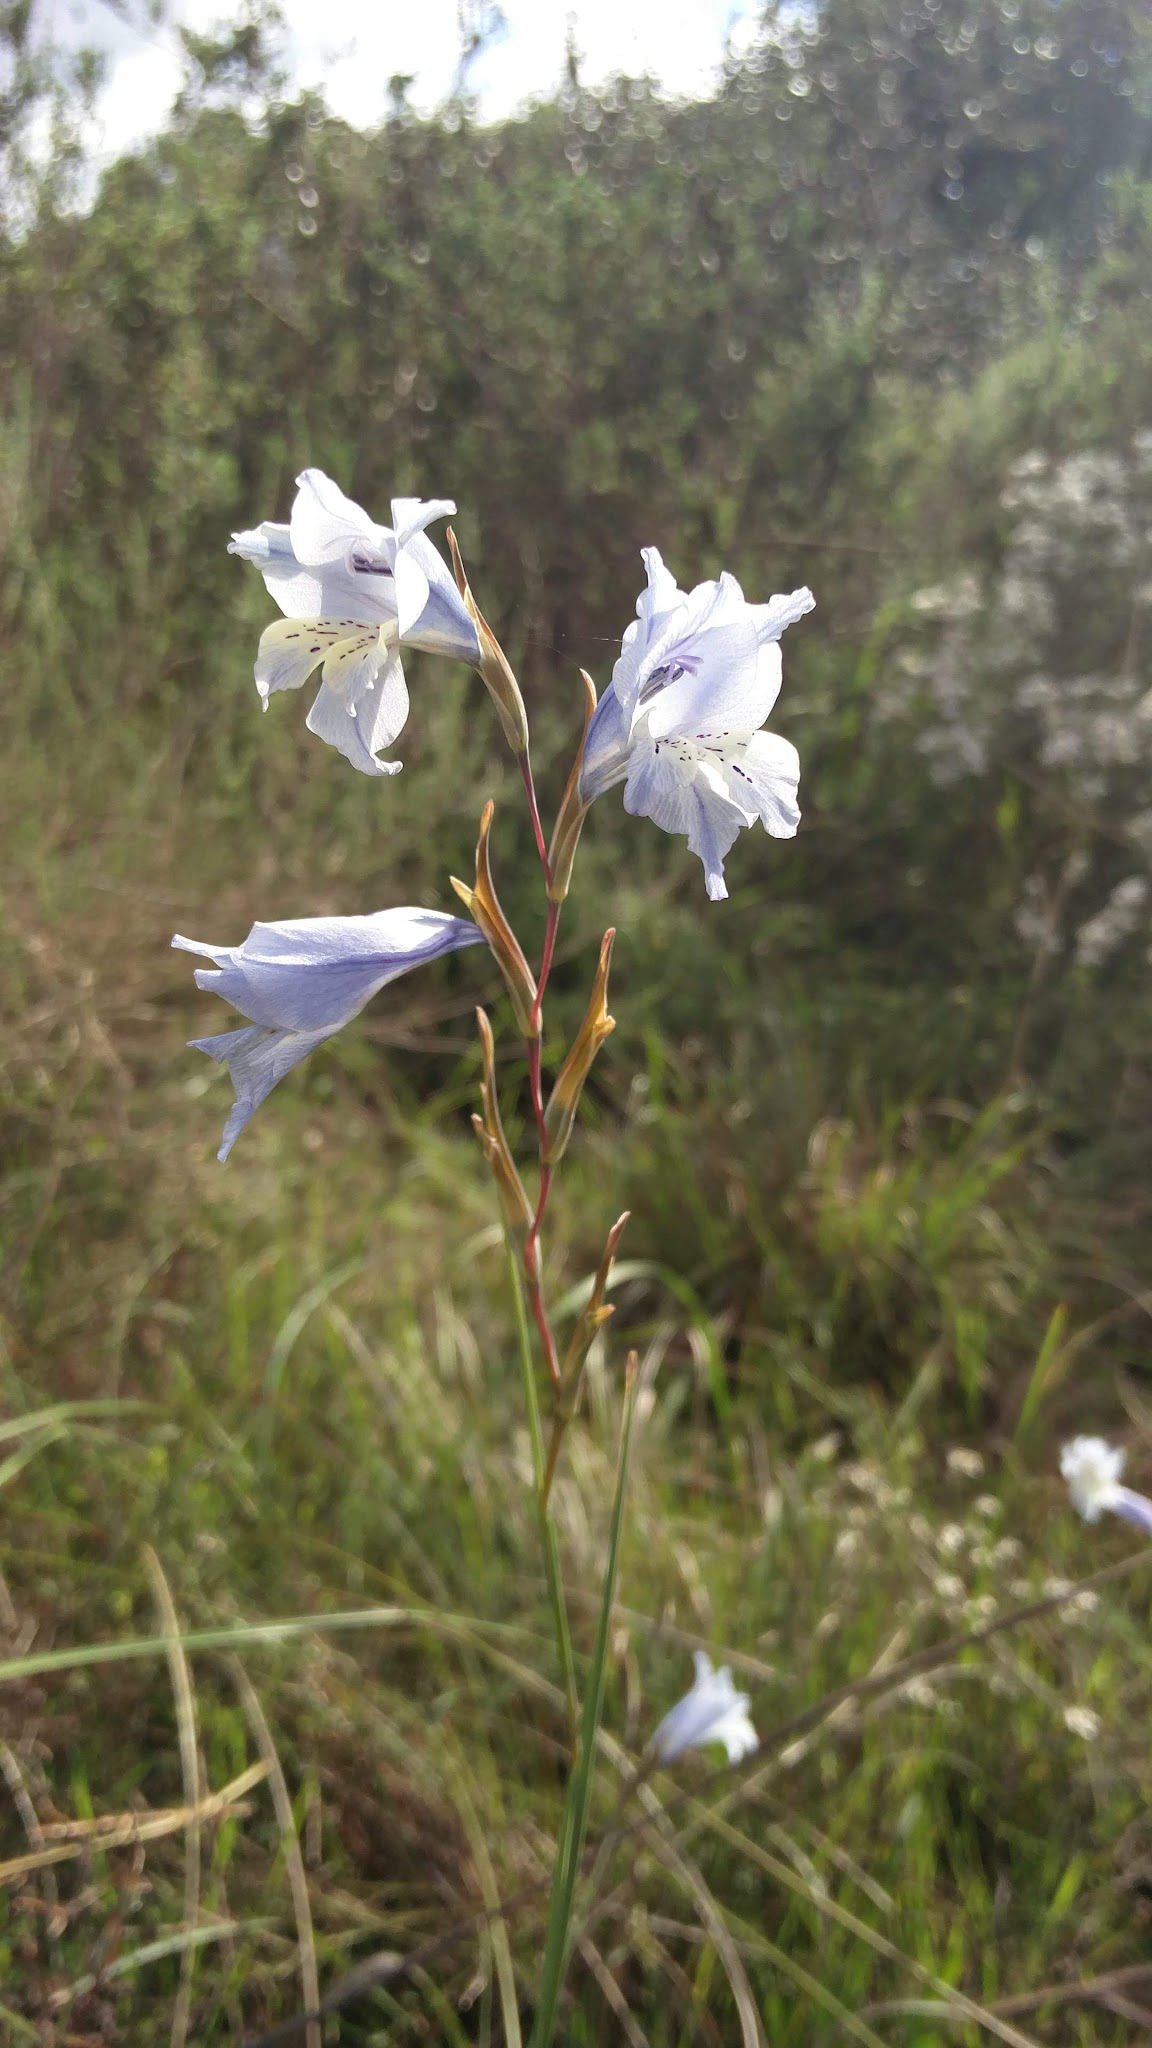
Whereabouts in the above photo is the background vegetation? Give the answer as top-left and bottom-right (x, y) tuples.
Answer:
(1, 0), (1151, 2038)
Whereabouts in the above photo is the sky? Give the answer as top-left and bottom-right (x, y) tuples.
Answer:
(54, 0), (763, 164)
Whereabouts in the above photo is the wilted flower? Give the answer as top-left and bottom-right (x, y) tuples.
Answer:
(174, 907), (484, 1160)
(650, 1650), (758, 1765)
(230, 470), (481, 775)
(1061, 1435), (1152, 1536)
(579, 549), (813, 899)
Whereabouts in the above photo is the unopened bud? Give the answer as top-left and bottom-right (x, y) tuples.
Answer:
(547, 670), (597, 905)
(471, 1008), (533, 1236)
(544, 929), (615, 1163)
(451, 801), (539, 1038)
(446, 527), (530, 756)
(561, 1210), (630, 1401)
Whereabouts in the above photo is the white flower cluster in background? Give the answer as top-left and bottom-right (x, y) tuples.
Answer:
(882, 439), (1152, 969)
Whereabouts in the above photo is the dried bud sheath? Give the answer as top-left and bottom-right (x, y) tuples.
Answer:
(547, 669), (597, 905)
(543, 928), (616, 1163)
(471, 1008), (533, 1236)
(451, 801), (540, 1038)
(446, 527), (530, 756)
(561, 1210), (630, 1398)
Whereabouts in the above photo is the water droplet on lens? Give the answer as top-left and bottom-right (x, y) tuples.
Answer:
(298, 216), (318, 237)
(299, 185), (319, 208)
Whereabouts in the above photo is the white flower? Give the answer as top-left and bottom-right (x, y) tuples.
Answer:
(1063, 1706), (1101, 1742)
(1061, 1435), (1127, 1521)
(230, 470), (481, 776)
(650, 1650), (758, 1765)
(579, 549), (813, 900)
(1061, 1435), (1152, 1537)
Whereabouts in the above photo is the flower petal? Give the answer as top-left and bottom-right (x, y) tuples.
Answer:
(393, 544), (431, 641)
(398, 529), (482, 661)
(610, 545), (686, 702)
(231, 524), (341, 619)
(709, 1700), (760, 1763)
(749, 587), (816, 645)
(721, 730), (801, 838)
(390, 496), (458, 550)
(189, 1023), (335, 1162)
(623, 729), (746, 901)
(580, 683), (633, 802)
(254, 619), (372, 701)
(305, 654), (409, 777)
(1115, 1488), (1152, 1536)
(321, 627), (391, 708)
(290, 468), (378, 563)
(638, 576), (766, 738)
(267, 472), (401, 622)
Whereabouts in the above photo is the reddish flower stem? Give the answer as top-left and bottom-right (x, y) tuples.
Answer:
(522, 894), (562, 1383)
(534, 901), (560, 1025)
(518, 752), (551, 884)
(506, 742), (564, 1388)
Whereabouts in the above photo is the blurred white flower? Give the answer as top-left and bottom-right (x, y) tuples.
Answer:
(1074, 876), (1149, 970)
(651, 1650), (758, 1765)
(1061, 1435), (1124, 1520)
(932, 1572), (965, 1604)
(946, 1447), (985, 1479)
(964, 1593), (998, 1626)
(902, 1677), (937, 1708)
(1061, 1435), (1152, 1536)
(1063, 1706), (1101, 1742)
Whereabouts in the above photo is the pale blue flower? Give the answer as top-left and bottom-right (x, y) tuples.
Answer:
(1061, 1435), (1152, 1536)
(230, 470), (482, 776)
(174, 907), (484, 1161)
(580, 549), (813, 899)
(651, 1650), (758, 1765)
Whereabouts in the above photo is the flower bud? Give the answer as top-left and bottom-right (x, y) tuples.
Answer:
(561, 1210), (629, 1398)
(451, 801), (539, 1038)
(544, 929), (615, 1163)
(547, 670), (597, 905)
(446, 528), (530, 756)
(471, 1008), (533, 1236)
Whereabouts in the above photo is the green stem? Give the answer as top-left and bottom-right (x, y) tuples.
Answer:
(506, 1242), (578, 1737)
(529, 1361), (639, 2048)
